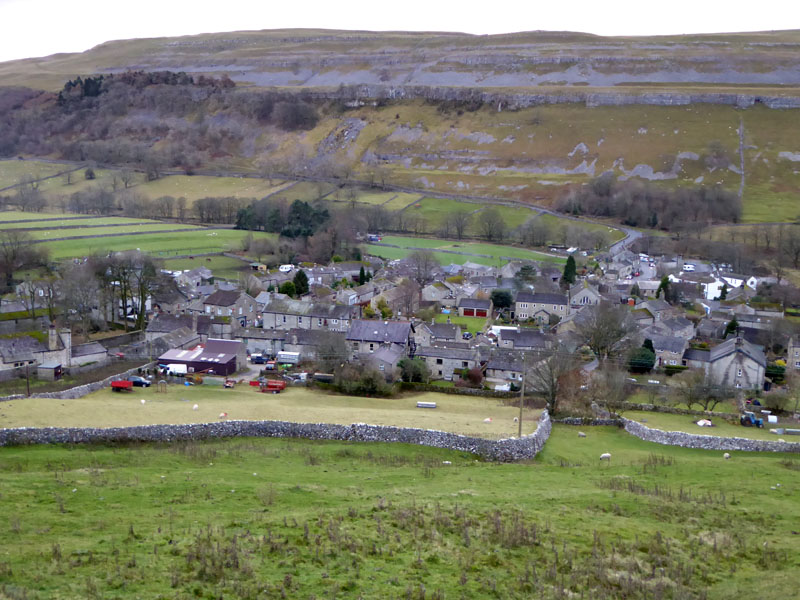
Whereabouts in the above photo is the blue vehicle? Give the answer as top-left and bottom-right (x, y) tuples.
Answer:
(740, 411), (764, 428)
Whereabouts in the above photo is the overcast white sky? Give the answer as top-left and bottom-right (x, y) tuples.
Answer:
(1, 0), (799, 63)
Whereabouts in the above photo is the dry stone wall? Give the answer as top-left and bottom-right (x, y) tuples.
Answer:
(0, 411), (551, 462)
(0, 362), (155, 403)
(622, 418), (800, 453)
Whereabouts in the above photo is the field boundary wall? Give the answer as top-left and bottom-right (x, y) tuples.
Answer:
(621, 418), (800, 453)
(0, 362), (155, 402)
(0, 410), (551, 462)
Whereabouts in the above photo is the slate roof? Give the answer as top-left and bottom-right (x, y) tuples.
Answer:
(649, 334), (686, 354)
(424, 323), (459, 340)
(415, 346), (476, 360)
(643, 299), (671, 312)
(346, 320), (412, 344)
(285, 328), (342, 346)
(525, 292), (569, 305)
(682, 348), (710, 363)
(366, 344), (406, 367)
(709, 336), (766, 367)
(458, 297), (492, 310)
(263, 298), (354, 320)
(500, 329), (550, 349)
(0, 335), (47, 362)
(204, 289), (245, 307)
(486, 352), (523, 373)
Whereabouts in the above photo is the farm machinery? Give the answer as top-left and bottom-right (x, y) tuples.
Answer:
(740, 411), (764, 428)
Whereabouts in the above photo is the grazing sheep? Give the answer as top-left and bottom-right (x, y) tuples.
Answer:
(219, 412), (228, 419)
(513, 417), (518, 423)
(723, 453), (731, 460)
(192, 404), (199, 411)
(140, 399), (146, 405)
(483, 417), (492, 423)
(578, 431), (587, 438)
(600, 453), (611, 461)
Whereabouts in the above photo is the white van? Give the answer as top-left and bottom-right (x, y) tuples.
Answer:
(683, 264), (695, 272)
(278, 264), (294, 273)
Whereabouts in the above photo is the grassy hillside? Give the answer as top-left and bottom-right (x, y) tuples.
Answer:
(0, 426), (797, 598)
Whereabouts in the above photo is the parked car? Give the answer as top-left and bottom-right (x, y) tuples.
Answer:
(129, 376), (151, 387)
(462, 332), (473, 340)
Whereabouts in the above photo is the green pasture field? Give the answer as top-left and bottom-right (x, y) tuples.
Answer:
(25, 223), (200, 241)
(334, 190), (398, 205)
(370, 235), (566, 265)
(40, 229), (275, 260)
(0, 385), (539, 440)
(0, 215), (165, 228)
(0, 210), (89, 222)
(35, 167), (117, 198)
(537, 213), (627, 242)
(0, 425), (797, 598)
(277, 180), (337, 202)
(0, 159), (70, 189)
(130, 175), (289, 203)
(376, 192), (423, 211)
(366, 244), (502, 266)
(161, 255), (251, 279)
(434, 313), (489, 335)
(625, 410), (789, 441)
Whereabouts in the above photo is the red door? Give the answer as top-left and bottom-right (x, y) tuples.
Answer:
(464, 308), (474, 316)
(476, 309), (487, 317)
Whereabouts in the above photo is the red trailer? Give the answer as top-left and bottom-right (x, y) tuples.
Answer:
(259, 379), (287, 394)
(111, 380), (133, 392)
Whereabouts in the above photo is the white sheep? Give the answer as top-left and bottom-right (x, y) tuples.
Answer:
(723, 453), (731, 460)
(219, 412), (228, 419)
(600, 453), (611, 461)
(192, 404), (199, 411)
(140, 399), (146, 405)
(483, 417), (492, 423)
(578, 431), (587, 438)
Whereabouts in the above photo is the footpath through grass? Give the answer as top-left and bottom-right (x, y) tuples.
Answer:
(0, 425), (797, 599)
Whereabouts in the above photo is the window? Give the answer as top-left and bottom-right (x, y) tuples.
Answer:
(352, 342), (359, 351)
(205, 306), (211, 314)
(217, 308), (222, 315)
(369, 343), (374, 352)
(737, 369), (742, 377)
(298, 317), (302, 324)
(462, 361), (468, 368)
(318, 319), (322, 326)
(553, 305), (557, 310)
(282, 315), (286, 323)
(669, 360), (676, 366)
(379, 364), (385, 371)
(795, 361), (800, 367)
(438, 370), (442, 376)
(238, 307), (242, 315)
(332, 319), (339, 325)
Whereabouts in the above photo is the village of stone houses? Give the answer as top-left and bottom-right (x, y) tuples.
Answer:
(4, 25), (800, 599)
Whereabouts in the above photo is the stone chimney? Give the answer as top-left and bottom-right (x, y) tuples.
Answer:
(192, 312), (198, 332)
(59, 328), (72, 363)
(48, 325), (57, 351)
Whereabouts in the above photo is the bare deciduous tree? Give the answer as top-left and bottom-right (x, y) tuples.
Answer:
(577, 301), (637, 361)
(408, 249), (438, 291)
(524, 347), (580, 414)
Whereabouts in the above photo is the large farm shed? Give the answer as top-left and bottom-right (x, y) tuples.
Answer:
(158, 339), (245, 376)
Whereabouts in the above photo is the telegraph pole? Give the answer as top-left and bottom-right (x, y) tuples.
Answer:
(518, 351), (527, 438)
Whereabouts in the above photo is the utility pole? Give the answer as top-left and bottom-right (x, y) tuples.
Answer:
(25, 363), (30, 397)
(518, 351), (527, 438)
